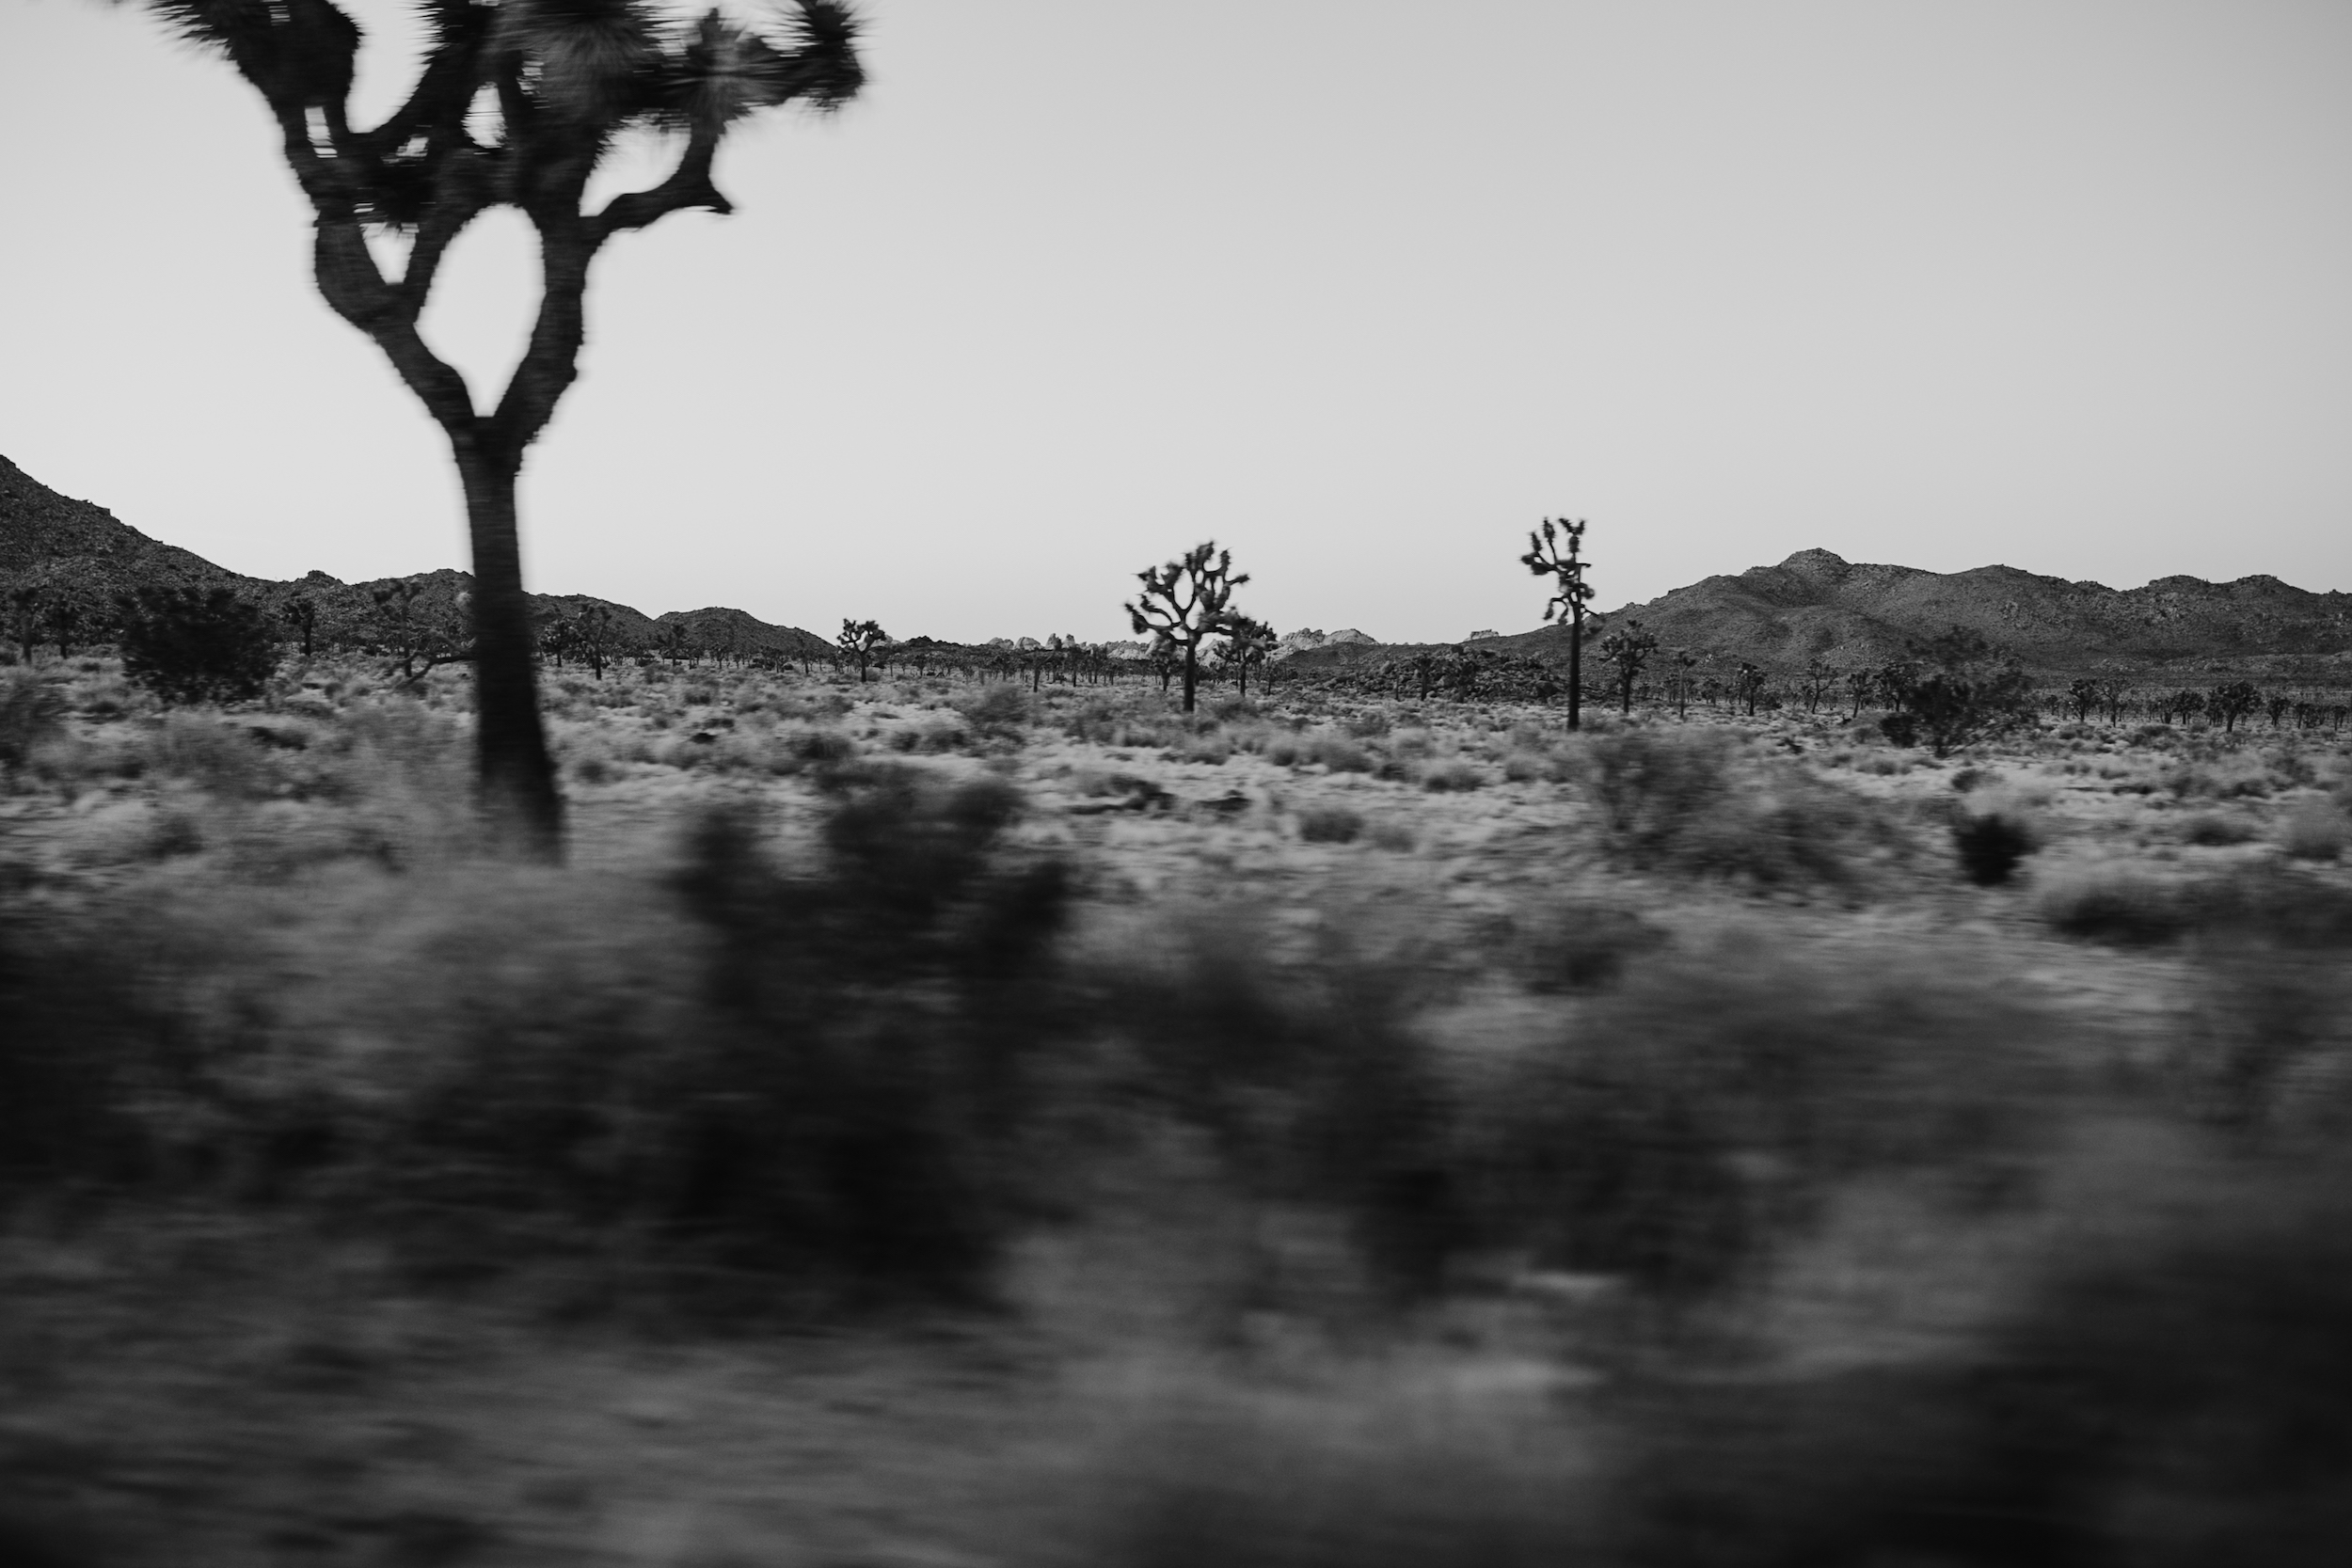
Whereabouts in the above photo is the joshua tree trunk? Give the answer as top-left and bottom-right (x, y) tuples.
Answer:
(1182, 642), (1200, 712)
(454, 449), (560, 847)
(1566, 612), (1584, 731)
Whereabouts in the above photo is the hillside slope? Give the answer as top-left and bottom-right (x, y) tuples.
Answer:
(0, 453), (824, 655)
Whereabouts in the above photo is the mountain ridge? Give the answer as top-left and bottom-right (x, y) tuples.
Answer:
(7, 455), (2346, 679)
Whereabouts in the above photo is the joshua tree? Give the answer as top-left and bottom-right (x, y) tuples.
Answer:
(2265, 692), (2294, 730)
(1798, 657), (1836, 714)
(1521, 517), (1596, 729)
(1666, 648), (1700, 720)
(1731, 661), (1769, 716)
(131, 0), (866, 852)
(1126, 543), (1248, 713)
(367, 579), (470, 685)
(1846, 667), (1877, 721)
(1879, 627), (2034, 755)
(838, 619), (888, 684)
(279, 595), (320, 658)
(1219, 615), (1279, 699)
(2208, 680), (2261, 734)
(2065, 677), (2105, 724)
(1596, 618), (1659, 716)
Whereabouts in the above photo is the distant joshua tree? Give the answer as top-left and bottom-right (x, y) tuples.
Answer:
(2208, 680), (2261, 734)
(279, 595), (319, 658)
(367, 580), (470, 685)
(838, 619), (888, 684)
(128, 0), (866, 851)
(1731, 661), (1769, 716)
(1879, 627), (2034, 755)
(1595, 618), (1659, 715)
(1521, 517), (1596, 730)
(1665, 648), (1701, 720)
(1220, 615), (1279, 699)
(1798, 657), (1836, 714)
(1126, 543), (1248, 714)
(1846, 667), (1877, 721)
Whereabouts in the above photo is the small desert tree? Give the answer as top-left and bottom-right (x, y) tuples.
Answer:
(1879, 626), (2034, 756)
(838, 619), (887, 684)
(1798, 657), (1836, 714)
(1219, 615), (1279, 699)
(366, 580), (470, 685)
(1521, 517), (1596, 730)
(2208, 680), (2260, 734)
(133, 0), (866, 851)
(1126, 543), (1248, 714)
(1595, 618), (1659, 716)
(1665, 647), (1700, 720)
(1846, 667), (1876, 721)
(279, 595), (320, 658)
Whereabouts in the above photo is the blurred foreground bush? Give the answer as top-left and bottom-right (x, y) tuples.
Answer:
(0, 766), (1069, 1309)
(116, 586), (280, 705)
(1571, 729), (1905, 888)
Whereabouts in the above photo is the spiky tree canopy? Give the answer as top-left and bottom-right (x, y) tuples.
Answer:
(135, 0), (863, 466)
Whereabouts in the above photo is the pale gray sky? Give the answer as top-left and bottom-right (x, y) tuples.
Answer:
(5, 0), (2348, 641)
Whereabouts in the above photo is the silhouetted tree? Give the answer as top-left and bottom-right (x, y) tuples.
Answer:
(280, 595), (319, 658)
(1846, 667), (1877, 721)
(2265, 692), (2294, 730)
(1732, 661), (1768, 716)
(1596, 618), (1660, 715)
(1126, 543), (1248, 713)
(133, 0), (866, 852)
(117, 587), (279, 705)
(2066, 677), (2105, 724)
(1880, 627), (2034, 755)
(365, 579), (470, 684)
(838, 619), (887, 684)
(1798, 657), (1836, 713)
(1220, 615), (1279, 699)
(1665, 648), (1701, 720)
(2208, 680), (2260, 733)
(1521, 517), (1596, 729)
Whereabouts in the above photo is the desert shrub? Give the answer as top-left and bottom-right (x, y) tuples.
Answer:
(1104, 924), (1461, 1298)
(2280, 798), (2350, 862)
(1082, 1375), (1593, 1568)
(1306, 734), (1372, 773)
(1495, 900), (1667, 992)
(117, 586), (280, 705)
(1367, 820), (1417, 852)
(1297, 805), (1364, 844)
(2180, 810), (2261, 847)
(2038, 863), (2193, 945)
(1457, 942), (2054, 1299)
(1421, 759), (1484, 793)
(3, 771), (1072, 1308)
(1577, 731), (1898, 888)
(0, 672), (65, 769)
(1500, 749), (1555, 783)
(958, 683), (1031, 738)
(1953, 811), (2038, 885)
(1344, 709), (1391, 738)
(1615, 1158), (2352, 1568)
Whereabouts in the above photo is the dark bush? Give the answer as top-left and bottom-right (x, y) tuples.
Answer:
(117, 586), (280, 705)
(1615, 1160), (2352, 1567)
(1459, 945), (2053, 1299)
(0, 673), (66, 768)
(1954, 811), (2037, 885)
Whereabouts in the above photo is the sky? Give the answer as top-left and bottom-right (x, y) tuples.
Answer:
(3, 0), (2348, 643)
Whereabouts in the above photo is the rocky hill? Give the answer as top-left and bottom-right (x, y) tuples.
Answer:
(0, 453), (825, 656)
(1289, 548), (2352, 684)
